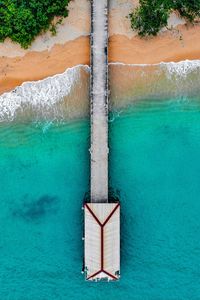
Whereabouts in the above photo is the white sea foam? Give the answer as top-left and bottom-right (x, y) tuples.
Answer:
(110, 59), (200, 69)
(161, 60), (200, 77)
(110, 59), (200, 77)
(1, 60), (200, 122)
(0, 64), (89, 122)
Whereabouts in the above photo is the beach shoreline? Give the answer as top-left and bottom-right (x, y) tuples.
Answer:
(1, 0), (200, 95)
(0, 36), (90, 95)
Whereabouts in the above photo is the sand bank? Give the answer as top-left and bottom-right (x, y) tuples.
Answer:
(0, 0), (200, 94)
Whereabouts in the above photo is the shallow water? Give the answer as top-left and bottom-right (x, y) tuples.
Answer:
(1, 95), (200, 299)
(1, 60), (200, 122)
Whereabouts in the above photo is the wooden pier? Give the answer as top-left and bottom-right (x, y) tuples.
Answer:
(90, 0), (109, 203)
(83, 0), (120, 281)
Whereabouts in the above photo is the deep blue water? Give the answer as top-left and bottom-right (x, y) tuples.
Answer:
(1, 98), (200, 299)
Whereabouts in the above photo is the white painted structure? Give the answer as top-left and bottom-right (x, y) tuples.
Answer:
(84, 203), (120, 281)
(90, 0), (109, 203)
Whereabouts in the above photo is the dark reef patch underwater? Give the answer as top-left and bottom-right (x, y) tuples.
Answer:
(1, 62), (200, 299)
(13, 194), (59, 221)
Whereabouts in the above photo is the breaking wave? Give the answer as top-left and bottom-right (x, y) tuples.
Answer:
(0, 65), (90, 123)
(109, 60), (200, 109)
(1, 60), (200, 122)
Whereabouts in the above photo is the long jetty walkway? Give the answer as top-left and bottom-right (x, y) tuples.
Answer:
(90, 0), (109, 203)
(83, 0), (120, 281)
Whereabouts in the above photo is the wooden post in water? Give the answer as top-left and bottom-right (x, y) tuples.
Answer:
(90, 0), (109, 203)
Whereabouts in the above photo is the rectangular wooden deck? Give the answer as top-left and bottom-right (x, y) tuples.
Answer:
(84, 203), (120, 281)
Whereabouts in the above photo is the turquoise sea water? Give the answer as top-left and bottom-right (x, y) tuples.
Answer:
(1, 96), (200, 299)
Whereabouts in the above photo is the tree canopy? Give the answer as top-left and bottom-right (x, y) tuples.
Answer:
(130, 0), (200, 37)
(0, 0), (70, 48)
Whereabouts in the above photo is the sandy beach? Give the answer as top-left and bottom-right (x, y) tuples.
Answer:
(0, 0), (200, 94)
(109, 24), (200, 64)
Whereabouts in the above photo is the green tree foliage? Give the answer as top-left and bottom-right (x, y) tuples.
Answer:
(0, 0), (70, 48)
(130, 0), (200, 37)
(173, 0), (200, 22)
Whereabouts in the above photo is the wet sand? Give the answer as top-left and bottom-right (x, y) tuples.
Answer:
(0, 36), (90, 94)
(109, 24), (200, 64)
